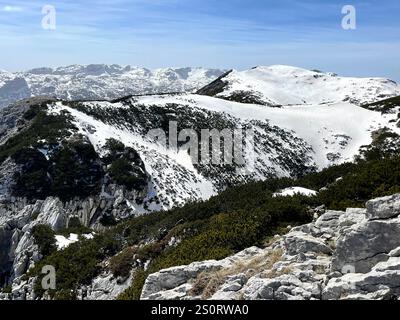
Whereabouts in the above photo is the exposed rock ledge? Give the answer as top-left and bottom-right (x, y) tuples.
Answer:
(140, 194), (400, 300)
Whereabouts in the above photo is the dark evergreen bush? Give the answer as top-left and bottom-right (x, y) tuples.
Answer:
(32, 224), (57, 257)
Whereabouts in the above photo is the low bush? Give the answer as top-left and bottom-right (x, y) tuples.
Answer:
(32, 224), (56, 257)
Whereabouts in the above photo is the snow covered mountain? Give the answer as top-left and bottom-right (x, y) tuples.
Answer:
(0, 86), (398, 217)
(0, 65), (399, 214)
(0, 64), (225, 109)
(198, 65), (400, 106)
(1, 65), (400, 297)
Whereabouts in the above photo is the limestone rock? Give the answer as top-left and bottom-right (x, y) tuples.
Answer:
(366, 194), (400, 220)
(78, 271), (133, 300)
(332, 218), (400, 273)
(284, 231), (332, 256)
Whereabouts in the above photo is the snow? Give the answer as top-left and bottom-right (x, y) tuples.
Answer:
(0, 65), (226, 109)
(217, 65), (400, 106)
(273, 187), (317, 198)
(55, 233), (95, 250)
(55, 234), (79, 250)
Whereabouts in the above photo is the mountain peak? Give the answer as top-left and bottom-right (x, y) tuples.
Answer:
(198, 65), (400, 106)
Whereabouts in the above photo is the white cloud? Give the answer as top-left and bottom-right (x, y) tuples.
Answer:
(3, 5), (23, 12)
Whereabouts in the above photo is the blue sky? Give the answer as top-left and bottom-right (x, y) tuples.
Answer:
(0, 0), (399, 80)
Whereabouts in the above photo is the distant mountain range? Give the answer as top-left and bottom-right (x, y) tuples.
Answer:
(0, 64), (226, 109)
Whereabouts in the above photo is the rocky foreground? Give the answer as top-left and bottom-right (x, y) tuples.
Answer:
(3, 193), (400, 300)
(141, 194), (400, 300)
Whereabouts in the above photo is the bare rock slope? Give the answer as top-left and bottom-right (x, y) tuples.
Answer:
(141, 194), (400, 300)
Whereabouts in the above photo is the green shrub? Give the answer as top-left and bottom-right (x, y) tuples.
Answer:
(32, 224), (57, 257)
(31, 233), (122, 299)
(117, 269), (147, 300)
(109, 159), (137, 187)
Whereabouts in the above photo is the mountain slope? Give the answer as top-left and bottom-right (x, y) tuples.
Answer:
(5, 154), (400, 300)
(133, 93), (399, 169)
(198, 65), (400, 106)
(1, 66), (400, 299)
(0, 87), (398, 214)
(0, 65), (225, 109)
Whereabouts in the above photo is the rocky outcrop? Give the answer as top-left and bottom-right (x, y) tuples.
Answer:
(366, 194), (400, 220)
(77, 271), (133, 300)
(331, 195), (400, 274)
(141, 194), (400, 300)
(141, 247), (263, 300)
(331, 218), (400, 273)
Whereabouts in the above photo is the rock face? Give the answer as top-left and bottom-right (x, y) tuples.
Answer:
(77, 271), (133, 301)
(141, 247), (263, 300)
(0, 183), (147, 289)
(141, 194), (400, 300)
(196, 65), (400, 106)
(332, 219), (400, 273)
(366, 194), (400, 220)
(332, 194), (400, 274)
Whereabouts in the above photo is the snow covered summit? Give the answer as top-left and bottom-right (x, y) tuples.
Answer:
(198, 65), (400, 106)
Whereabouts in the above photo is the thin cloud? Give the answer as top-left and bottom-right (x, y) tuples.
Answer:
(3, 5), (23, 12)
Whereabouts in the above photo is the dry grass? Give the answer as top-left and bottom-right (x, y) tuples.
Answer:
(189, 271), (226, 299)
(264, 236), (279, 247)
(189, 248), (284, 299)
(314, 264), (327, 275)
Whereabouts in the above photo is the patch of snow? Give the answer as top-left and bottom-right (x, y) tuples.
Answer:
(273, 187), (317, 197)
(55, 233), (79, 250)
(55, 233), (94, 250)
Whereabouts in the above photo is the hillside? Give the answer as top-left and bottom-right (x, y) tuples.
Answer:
(3, 153), (400, 300)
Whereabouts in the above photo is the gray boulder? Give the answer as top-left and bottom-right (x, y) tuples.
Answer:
(284, 231), (332, 256)
(332, 218), (400, 273)
(314, 210), (342, 230)
(366, 194), (400, 220)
